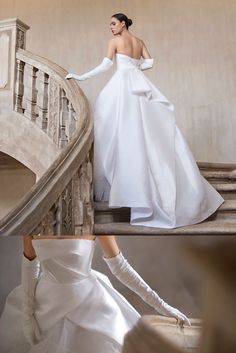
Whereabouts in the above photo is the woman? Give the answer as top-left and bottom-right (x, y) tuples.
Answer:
(0, 235), (190, 353)
(66, 13), (224, 229)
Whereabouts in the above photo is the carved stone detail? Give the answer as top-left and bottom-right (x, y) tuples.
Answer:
(48, 77), (60, 145)
(73, 147), (94, 235)
(54, 181), (74, 235)
(68, 102), (77, 139)
(59, 88), (69, 148)
(30, 205), (56, 235)
(37, 70), (49, 131)
(16, 28), (25, 50)
(61, 181), (73, 234)
(14, 59), (25, 113)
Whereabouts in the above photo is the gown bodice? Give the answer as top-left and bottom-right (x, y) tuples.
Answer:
(115, 53), (141, 70)
(0, 238), (140, 353)
(32, 239), (95, 283)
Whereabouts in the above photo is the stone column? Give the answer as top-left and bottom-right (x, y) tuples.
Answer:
(0, 18), (29, 109)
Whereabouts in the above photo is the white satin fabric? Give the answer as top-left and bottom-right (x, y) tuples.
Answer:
(0, 239), (140, 353)
(94, 53), (224, 228)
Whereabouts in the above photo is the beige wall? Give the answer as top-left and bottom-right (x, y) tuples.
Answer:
(1, 0), (236, 163)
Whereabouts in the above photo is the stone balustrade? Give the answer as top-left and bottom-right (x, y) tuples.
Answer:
(0, 18), (94, 235)
(15, 49), (78, 148)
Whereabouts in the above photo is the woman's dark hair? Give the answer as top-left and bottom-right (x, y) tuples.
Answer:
(112, 13), (133, 29)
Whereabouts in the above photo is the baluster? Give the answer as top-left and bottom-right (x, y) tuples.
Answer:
(73, 168), (84, 235)
(62, 181), (74, 234)
(59, 88), (69, 148)
(67, 102), (77, 140)
(47, 78), (60, 145)
(14, 59), (25, 113)
(37, 70), (49, 131)
(29, 204), (57, 235)
(54, 182), (74, 235)
(73, 153), (94, 235)
(82, 153), (94, 234)
(24, 64), (38, 121)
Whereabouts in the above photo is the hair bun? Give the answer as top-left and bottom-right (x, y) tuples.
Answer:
(127, 18), (133, 27)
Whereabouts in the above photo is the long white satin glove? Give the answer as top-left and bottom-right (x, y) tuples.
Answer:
(21, 255), (41, 346)
(65, 57), (113, 81)
(140, 58), (154, 71)
(103, 252), (191, 326)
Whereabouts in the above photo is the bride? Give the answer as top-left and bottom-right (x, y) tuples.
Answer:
(0, 235), (190, 353)
(66, 13), (224, 228)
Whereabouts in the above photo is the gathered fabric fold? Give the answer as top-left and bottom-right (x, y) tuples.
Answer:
(128, 68), (174, 109)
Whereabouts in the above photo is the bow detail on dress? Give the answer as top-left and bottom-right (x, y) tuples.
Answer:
(128, 68), (174, 110)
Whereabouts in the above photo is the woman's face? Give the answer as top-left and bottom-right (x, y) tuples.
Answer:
(110, 17), (125, 35)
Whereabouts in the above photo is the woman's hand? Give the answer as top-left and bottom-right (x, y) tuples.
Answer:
(155, 301), (191, 326)
(65, 73), (86, 81)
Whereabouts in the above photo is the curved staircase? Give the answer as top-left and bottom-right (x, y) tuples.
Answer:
(0, 18), (235, 236)
(0, 18), (93, 236)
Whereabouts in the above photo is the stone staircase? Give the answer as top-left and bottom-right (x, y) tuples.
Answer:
(94, 162), (236, 235)
(0, 18), (93, 236)
(1, 18), (235, 236)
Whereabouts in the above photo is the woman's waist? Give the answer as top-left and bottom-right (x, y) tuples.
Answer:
(39, 260), (93, 283)
(39, 268), (93, 284)
(116, 64), (140, 71)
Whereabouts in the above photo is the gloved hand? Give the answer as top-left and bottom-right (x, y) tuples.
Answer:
(65, 57), (113, 81)
(103, 252), (191, 326)
(140, 58), (154, 70)
(21, 255), (41, 346)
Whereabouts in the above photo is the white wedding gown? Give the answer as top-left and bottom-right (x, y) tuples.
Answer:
(94, 53), (224, 228)
(0, 239), (140, 353)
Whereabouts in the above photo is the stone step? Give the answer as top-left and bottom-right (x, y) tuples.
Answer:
(213, 183), (236, 191)
(199, 162), (236, 183)
(201, 170), (236, 182)
(198, 161), (236, 171)
(213, 183), (236, 199)
(208, 199), (236, 220)
(95, 200), (236, 224)
(94, 220), (236, 235)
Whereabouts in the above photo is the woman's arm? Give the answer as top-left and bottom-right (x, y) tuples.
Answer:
(23, 236), (36, 260)
(65, 39), (116, 81)
(141, 40), (152, 59)
(106, 37), (118, 60)
(100, 236), (190, 326)
(97, 235), (120, 258)
(21, 236), (41, 345)
(139, 41), (154, 70)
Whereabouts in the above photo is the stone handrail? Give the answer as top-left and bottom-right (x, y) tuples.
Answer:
(123, 315), (202, 353)
(0, 48), (94, 235)
(15, 48), (82, 148)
